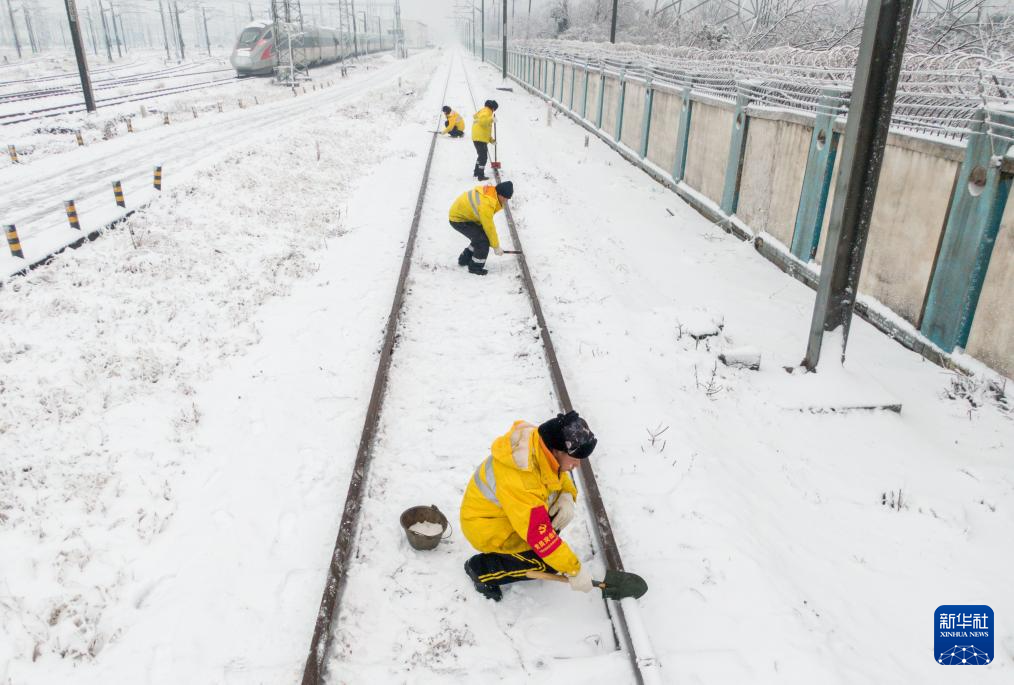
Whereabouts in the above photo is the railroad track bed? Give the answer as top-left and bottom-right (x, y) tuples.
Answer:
(305, 53), (655, 683)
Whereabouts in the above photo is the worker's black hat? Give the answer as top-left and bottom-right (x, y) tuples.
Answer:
(485, 99), (499, 110)
(442, 105), (451, 113)
(495, 181), (513, 199)
(539, 411), (597, 459)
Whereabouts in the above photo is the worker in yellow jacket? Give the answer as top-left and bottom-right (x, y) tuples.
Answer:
(460, 411), (598, 602)
(441, 105), (465, 138)
(471, 99), (498, 180)
(448, 180), (513, 275)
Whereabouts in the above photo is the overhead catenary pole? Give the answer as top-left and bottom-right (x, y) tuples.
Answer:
(23, 7), (37, 53)
(202, 6), (210, 55)
(501, 0), (506, 78)
(97, 0), (113, 61)
(85, 7), (97, 55)
(109, 2), (123, 57)
(350, 0), (358, 56)
(157, 0), (170, 60)
(173, 1), (185, 60)
(6, 0), (22, 59)
(610, 0), (618, 43)
(63, 0), (95, 112)
(480, 0), (484, 62)
(802, 0), (915, 370)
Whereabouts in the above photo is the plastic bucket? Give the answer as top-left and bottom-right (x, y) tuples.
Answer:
(399, 504), (451, 551)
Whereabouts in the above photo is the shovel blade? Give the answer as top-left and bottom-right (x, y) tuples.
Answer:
(600, 569), (648, 600)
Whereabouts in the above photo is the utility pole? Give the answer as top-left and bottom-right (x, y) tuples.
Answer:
(480, 0), (484, 62)
(173, 1), (185, 60)
(116, 12), (127, 52)
(501, 0), (506, 78)
(85, 7), (98, 55)
(350, 0), (359, 56)
(803, 0), (915, 370)
(5, 0), (22, 59)
(98, 0), (113, 61)
(526, 0), (530, 39)
(202, 6), (210, 55)
(63, 0), (95, 112)
(109, 2), (123, 57)
(23, 7), (37, 54)
(157, 0), (170, 60)
(610, 0), (618, 43)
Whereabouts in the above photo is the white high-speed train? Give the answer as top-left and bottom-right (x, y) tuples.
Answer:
(230, 20), (392, 76)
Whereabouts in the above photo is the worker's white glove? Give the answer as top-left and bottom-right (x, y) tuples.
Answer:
(493, 246), (504, 257)
(568, 566), (593, 593)
(549, 492), (575, 530)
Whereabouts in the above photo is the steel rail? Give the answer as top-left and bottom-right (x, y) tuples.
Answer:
(458, 54), (658, 684)
(298, 58), (455, 685)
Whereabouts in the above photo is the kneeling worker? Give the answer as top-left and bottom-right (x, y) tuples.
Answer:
(460, 411), (598, 601)
(441, 105), (465, 137)
(448, 180), (513, 276)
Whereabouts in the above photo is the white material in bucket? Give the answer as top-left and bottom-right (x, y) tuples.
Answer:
(408, 521), (444, 536)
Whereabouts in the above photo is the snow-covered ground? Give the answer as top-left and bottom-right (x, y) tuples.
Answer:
(1, 45), (1012, 685)
(0, 51), (405, 277)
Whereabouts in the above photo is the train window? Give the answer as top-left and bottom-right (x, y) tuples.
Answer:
(238, 28), (261, 46)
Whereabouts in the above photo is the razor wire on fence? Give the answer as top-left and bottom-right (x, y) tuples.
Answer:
(512, 39), (1014, 145)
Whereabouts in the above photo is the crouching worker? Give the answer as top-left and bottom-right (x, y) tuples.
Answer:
(460, 411), (598, 601)
(448, 180), (513, 276)
(441, 105), (465, 137)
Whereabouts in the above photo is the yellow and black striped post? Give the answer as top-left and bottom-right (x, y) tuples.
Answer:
(163, 112), (170, 125)
(153, 165), (163, 191)
(7, 144), (17, 163)
(126, 118), (134, 133)
(64, 200), (81, 230)
(113, 181), (126, 208)
(75, 131), (84, 146)
(5, 224), (23, 258)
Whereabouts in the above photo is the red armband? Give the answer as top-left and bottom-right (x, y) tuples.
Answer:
(526, 505), (563, 557)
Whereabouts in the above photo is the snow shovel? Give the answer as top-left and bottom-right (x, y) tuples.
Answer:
(490, 121), (502, 170)
(525, 569), (648, 600)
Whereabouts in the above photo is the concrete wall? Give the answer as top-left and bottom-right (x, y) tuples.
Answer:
(646, 89), (682, 173)
(620, 82), (647, 151)
(562, 65), (574, 108)
(601, 75), (620, 133)
(737, 117), (811, 247)
(585, 72), (601, 122)
(966, 194), (1014, 378)
(684, 102), (734, 205)
(858, 145), (958, 324)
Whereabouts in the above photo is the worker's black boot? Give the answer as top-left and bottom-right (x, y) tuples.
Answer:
(458, 248), (473, 267)
(474, 166), (488, 181)
(464, 559), (502, 601)
(468, 264), (488, 276)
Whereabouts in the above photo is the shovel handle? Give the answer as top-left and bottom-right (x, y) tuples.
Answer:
(525, 570), (605, 588)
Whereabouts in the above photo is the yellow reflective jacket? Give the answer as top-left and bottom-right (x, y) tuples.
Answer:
(460, 420), (582, 575)
(448, 185), (503, 250)
(472, 106), (494, 143)
(443, 110), (464, 133)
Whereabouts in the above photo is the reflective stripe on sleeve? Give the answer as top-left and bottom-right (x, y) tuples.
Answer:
(472, 456), (500, 507)
(467, 190), (481, 218)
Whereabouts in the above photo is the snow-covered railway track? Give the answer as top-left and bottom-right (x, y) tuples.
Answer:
(301, 52), (658, 685)
(0, 66), (235, 106)
(0, 75), (241, 125)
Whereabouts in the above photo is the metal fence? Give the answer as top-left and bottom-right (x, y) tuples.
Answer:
(509, 39), (1014, 144)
